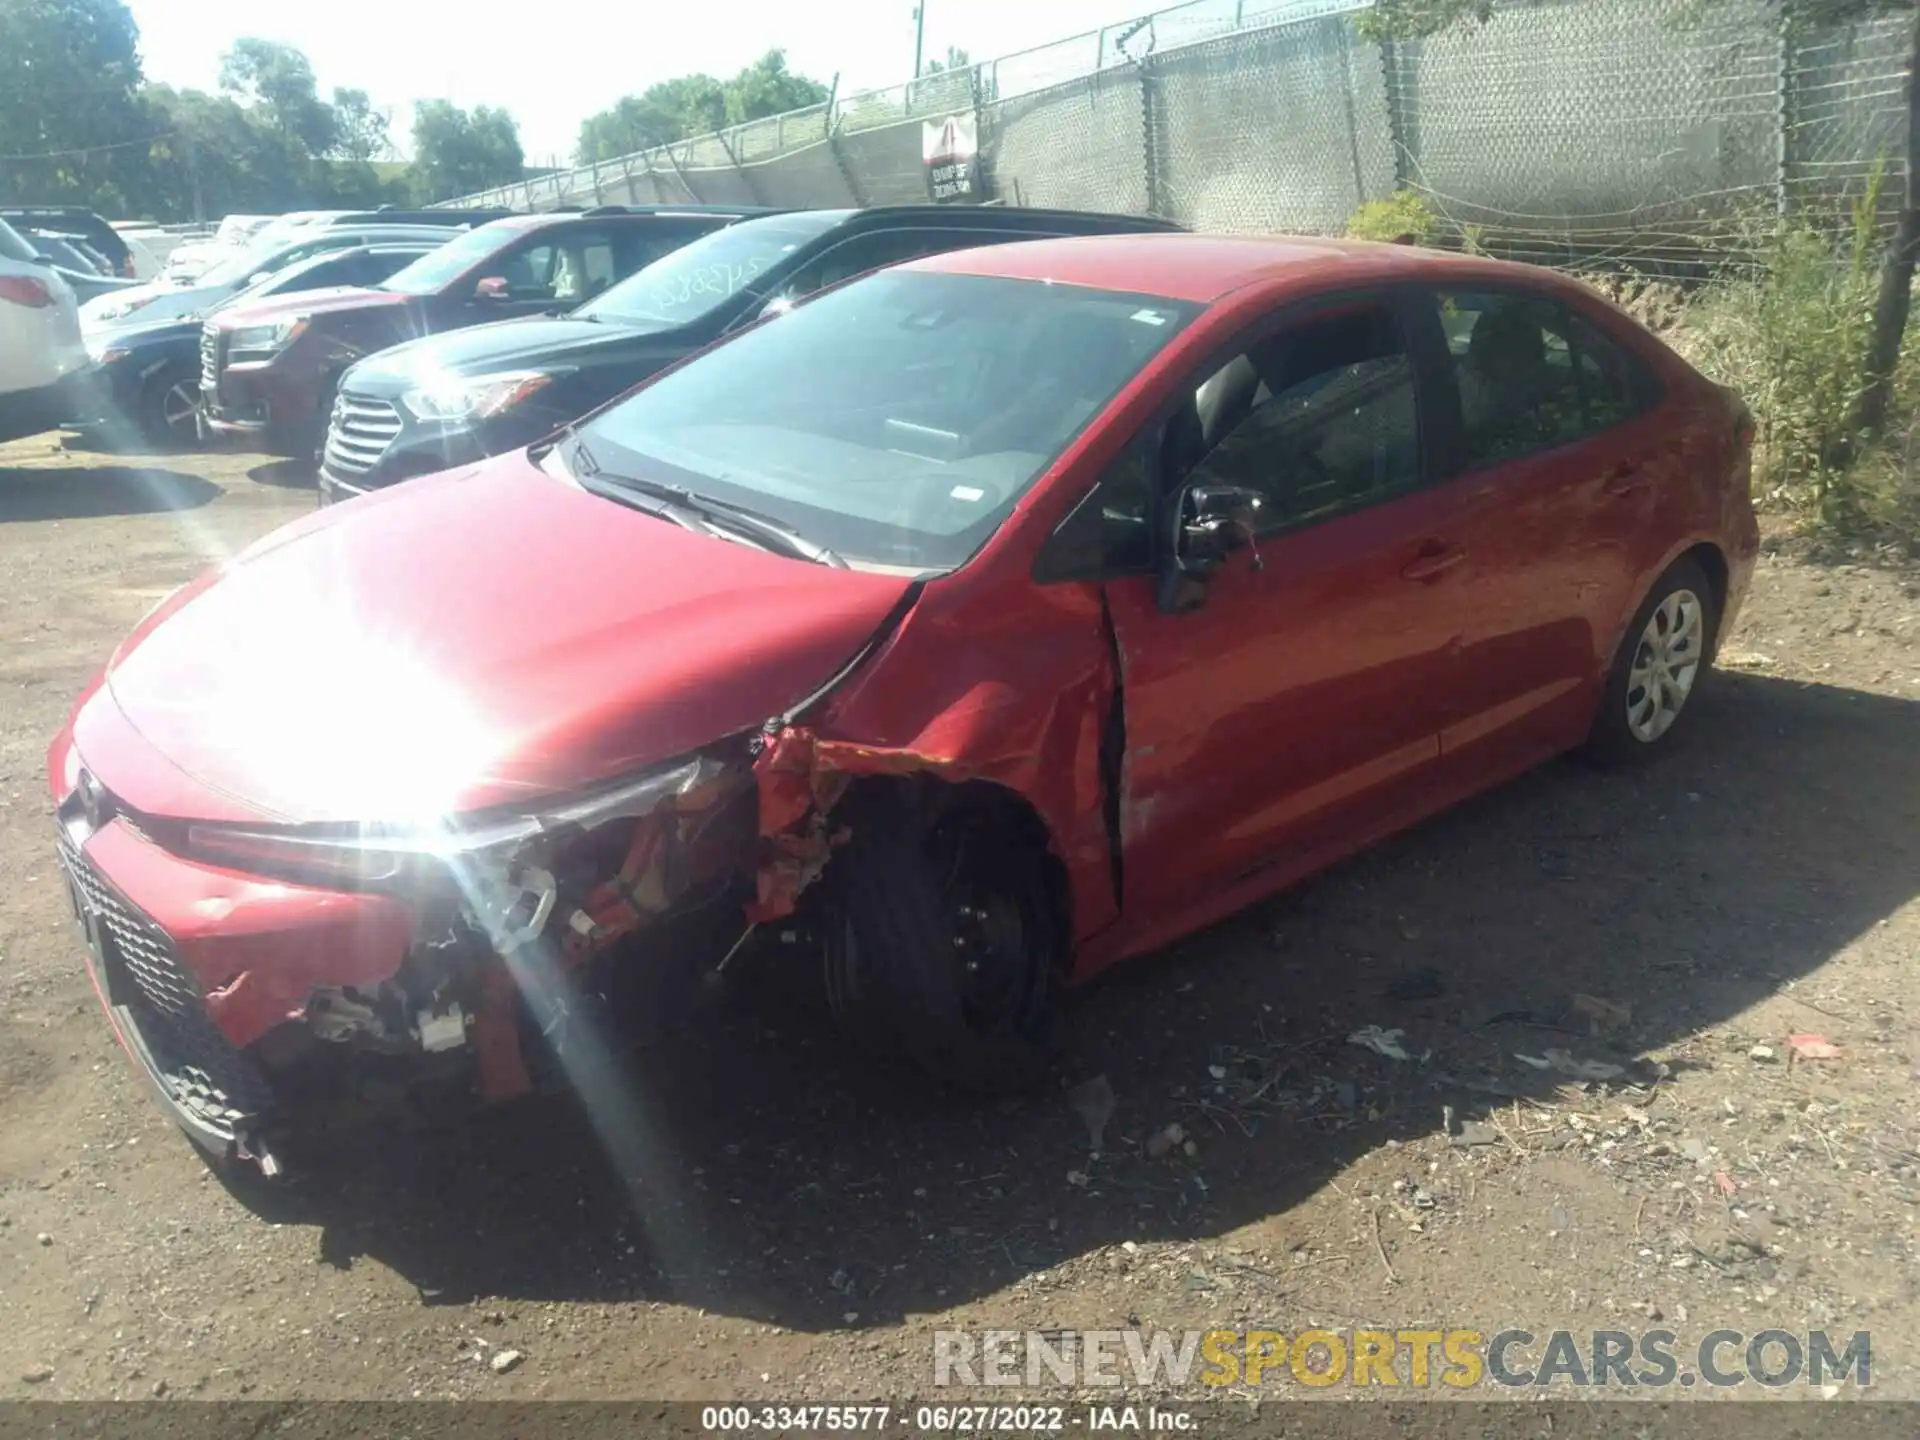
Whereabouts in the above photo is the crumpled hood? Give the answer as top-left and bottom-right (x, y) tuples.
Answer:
(79, 451), (913, 824)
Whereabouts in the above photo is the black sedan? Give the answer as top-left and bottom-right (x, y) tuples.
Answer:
(318, 204), (1185, 504)
(77, 242), (440, 446)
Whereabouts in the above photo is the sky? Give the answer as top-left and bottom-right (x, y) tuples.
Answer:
(125, 0), (1152, 164)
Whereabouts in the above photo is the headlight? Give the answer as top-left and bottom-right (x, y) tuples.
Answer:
(87, 338), (130, 364)
(400, 370), (560, 423)
(181, 754), (727, 890)
(225, 316), (309, 361)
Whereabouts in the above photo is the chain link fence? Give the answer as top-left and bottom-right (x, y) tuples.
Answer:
(439, 0), (1911, 270)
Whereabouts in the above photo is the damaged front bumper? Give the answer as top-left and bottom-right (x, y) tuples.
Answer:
(50, 746), (761, 1173)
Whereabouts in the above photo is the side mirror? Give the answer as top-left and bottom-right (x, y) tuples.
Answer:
(1156, 482), (1265, 613)
(475, 276), (511, 301)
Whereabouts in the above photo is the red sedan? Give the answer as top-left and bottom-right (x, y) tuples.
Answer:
(47, 234), (1757, 1175)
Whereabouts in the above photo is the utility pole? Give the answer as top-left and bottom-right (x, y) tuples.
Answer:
(183, 130), (204, 224)
(913, 1), (927, 77)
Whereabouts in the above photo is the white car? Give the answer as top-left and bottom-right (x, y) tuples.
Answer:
(162, 215), (276, 283)
(83, 223), (464, 330)
(109, 228), (167, 281)
(0, 218), (90, 445)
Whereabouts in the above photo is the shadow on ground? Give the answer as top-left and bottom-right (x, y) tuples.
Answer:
(0, 465), (219, 521)
(58, 423), (190, 458)
(248, 459), (315, 488)
(233, 673), (1920, 1329)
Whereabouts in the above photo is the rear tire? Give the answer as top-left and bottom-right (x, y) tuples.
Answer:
(1583, 557), (1718, 766)
(823, 787), (1059, 1094)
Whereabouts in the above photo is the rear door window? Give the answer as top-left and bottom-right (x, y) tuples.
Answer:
(1432, 290), (1659, 470)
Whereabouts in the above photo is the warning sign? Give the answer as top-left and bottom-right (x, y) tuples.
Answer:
(923, 114), (984, 203)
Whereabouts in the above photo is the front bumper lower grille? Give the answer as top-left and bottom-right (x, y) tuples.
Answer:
(56, 825), (274, 1144)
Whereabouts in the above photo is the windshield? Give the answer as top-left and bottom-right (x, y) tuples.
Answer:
(576, 270), (1198, 573)
(574, 212), (842, 329)
(378, 223), (516, 295)
(197, 239), (303, 288)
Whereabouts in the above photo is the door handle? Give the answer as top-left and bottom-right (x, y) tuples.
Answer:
(1602, 463), (1651, 496)
(1401, 541), (1467, 582)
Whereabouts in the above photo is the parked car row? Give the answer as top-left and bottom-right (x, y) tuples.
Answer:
(40, 206), (1760, 1179)
(0, 217), (91, 446)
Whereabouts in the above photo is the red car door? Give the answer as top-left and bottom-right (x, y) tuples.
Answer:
(1098, 291), (1478, 927)
(1417, 286), (1679, 780)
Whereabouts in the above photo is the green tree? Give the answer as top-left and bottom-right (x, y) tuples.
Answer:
(0, 0), (147, 211)
(139, 83), (304, 217)
(575, 50), (829, 164)
(578, 76), (727, 163)
(922, 45), (973, 73)
(722, 49), (830, 125)
(219, 37), (336, 156)
(412, 99), (525, 197)
(330, 87), (392, 163)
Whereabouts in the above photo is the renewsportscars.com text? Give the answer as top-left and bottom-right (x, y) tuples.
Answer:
(931, 1327), (1872, 1389)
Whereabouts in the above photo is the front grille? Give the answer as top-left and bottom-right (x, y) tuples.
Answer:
(322, 391), (403, 477)
(55, 825), (272, 1135)
(198, 324), (221, 403)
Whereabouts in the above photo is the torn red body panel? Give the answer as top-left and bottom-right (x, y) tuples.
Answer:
(82, 819), (414, 1050)
(561, 766), (750, 957)
(747, 576), (1123, 956)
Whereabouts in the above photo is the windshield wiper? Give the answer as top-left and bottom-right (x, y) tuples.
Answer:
(677, 487), (849, 569)
(568, 445), (847, 569)
(564, 434), (707, 535)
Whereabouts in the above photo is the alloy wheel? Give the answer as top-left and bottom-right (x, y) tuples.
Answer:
(160, 380), (203, 441)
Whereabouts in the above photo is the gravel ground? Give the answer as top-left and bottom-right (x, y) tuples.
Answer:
(1, 433), (1916, 1402)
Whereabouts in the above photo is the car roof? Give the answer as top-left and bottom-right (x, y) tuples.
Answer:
(906, 231), (1521, 304)
(837, 203), (1184, 235)
(518, 206), (775, 228)
(548, 203), (785, 218)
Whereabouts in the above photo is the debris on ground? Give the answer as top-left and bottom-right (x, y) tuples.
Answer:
(1145, 1122), (1187, 1160)
(1749, 1043), (1778, 1062)
(21, 1366), (52, 1386)
(1349, 1026), (1414, 1061)
(1385, 965), (1446, 1002)
(1571, 993), (1632, 1031)
(1786, 1034), (1843, 1066)
(1450, 1121), (1502, 1147)
(1515, 1049), (1626, 1082)
(488, 1349), (524, 1375)
(1067, 1074), (1116, 1154)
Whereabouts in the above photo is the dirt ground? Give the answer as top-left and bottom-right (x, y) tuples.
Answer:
(0, 433), (1916, 1404)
